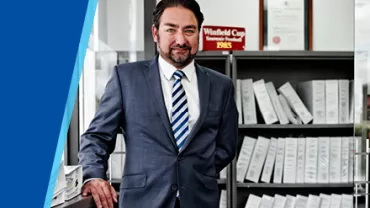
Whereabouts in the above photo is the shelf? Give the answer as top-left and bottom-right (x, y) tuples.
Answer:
(53, 195), (95, 208)
(232, 51), (354, 60)
(196, 51), (230, 57)
(111, 151), (125, 154)
(108, 179), (122, 184)
(237, 183), (354, 188)
(195, 51), (230, 60)
(239, 124), (353, 129)
(109, 179), (227, 185)
(218, 179), (227, 185)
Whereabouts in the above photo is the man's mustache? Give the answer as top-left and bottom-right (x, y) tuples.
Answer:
(171, 45), (191, 50)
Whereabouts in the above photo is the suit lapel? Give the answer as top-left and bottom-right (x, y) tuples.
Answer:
(144, 57), (178, 152)
(179, 64), (210, 154)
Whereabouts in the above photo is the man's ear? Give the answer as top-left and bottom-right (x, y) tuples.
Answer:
(152, 25), (158, 43)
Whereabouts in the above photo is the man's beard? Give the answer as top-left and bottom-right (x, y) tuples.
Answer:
(157, 35), (197, 68)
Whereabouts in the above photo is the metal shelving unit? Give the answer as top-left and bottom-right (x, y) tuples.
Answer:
(239, 124), (353, 129)
(231, 51), (356, 208)
(236, 183), (354, 188)
(232, 51), (354, 60)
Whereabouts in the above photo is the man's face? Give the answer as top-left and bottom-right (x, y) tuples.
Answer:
(152, 7), (199, 69)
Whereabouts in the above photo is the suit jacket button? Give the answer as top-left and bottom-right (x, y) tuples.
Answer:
(177, 156), (182, 161)
(172, 184), (178, 191)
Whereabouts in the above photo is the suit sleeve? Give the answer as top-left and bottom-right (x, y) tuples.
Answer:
(214, 79), (238, 173)
(78, 66), (124, 181)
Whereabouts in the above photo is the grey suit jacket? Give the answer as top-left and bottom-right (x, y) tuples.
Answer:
(78, 56), (238, 208)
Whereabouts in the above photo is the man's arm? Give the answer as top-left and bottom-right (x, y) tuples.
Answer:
(78, 66), (124, 182)
(78, 67), (123, 208)
(214, 79), (238, 173)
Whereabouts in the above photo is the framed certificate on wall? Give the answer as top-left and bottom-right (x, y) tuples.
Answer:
(260, 0), (312, 51)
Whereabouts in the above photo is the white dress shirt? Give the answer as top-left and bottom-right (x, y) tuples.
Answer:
(158, 55), (200, 132)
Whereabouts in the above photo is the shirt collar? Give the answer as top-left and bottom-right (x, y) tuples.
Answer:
(158, 55), (195, 82)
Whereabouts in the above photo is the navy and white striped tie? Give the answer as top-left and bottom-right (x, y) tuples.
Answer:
(171, 70), (190, 151)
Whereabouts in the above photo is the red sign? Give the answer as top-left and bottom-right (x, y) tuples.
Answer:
(202, 25), (245, 51)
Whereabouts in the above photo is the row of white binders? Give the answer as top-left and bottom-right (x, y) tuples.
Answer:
(236, 79), (354, 125)
(235, 136), (357, 184)
(239, 193), (353, 208)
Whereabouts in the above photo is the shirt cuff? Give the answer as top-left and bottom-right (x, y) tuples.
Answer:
(83, 178), (101, 185)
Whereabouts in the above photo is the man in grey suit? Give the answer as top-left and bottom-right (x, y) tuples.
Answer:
(78, 0), (238, 208)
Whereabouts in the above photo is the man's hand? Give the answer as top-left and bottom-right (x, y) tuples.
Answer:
(81, 178), (118, 208)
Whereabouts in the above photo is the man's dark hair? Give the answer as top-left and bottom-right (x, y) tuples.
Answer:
(152, 0), (204, 31)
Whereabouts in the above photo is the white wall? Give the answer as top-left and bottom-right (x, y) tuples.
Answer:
(156, 0), (354, 52)
(197, 0), (260, 51)
(313, 0), (354, 51)
(98, 0), (144, 51)
(98, 0), (108, 44)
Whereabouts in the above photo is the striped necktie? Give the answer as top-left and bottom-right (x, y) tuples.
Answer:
(171, 70), (190, 151)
